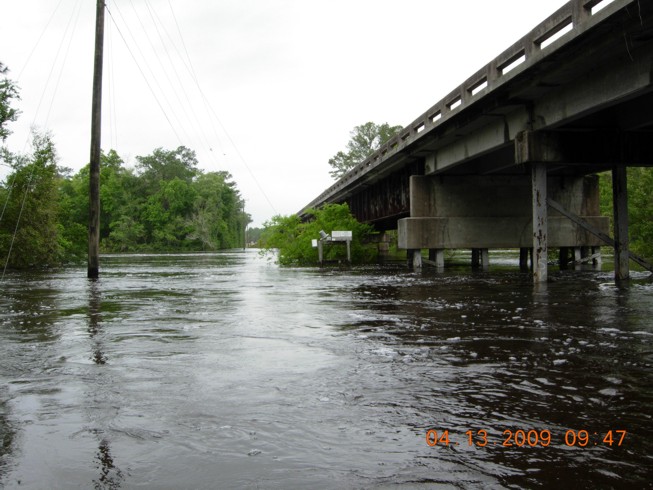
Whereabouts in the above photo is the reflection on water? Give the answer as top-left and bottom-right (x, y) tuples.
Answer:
(0, 250), (651, 488)
(94, 438), (123, 490)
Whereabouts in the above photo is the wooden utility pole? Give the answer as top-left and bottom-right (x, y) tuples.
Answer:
(88, 0), (105, 278)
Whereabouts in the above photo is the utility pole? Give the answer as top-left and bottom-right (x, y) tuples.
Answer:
(88, 0), (105, 278)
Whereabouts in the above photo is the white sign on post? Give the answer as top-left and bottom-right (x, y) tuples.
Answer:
(331, 231), (352, 242)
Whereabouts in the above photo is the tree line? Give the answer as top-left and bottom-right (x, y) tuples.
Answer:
(0, 135), (250, 269)
(1, 62), (250, 269)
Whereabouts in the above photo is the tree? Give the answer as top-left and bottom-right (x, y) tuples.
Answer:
(0, 131), (63, 268)
(188, 171), (248, 250)
(142, 178), (197, 248)
(136, 146), (199, 192)
(627, 167), (653, 259)
(328, 122), (403, 179)
(247, 227), (264, 245)
(260, 203), (376, 265)
(5, 139), (250, 260)
(1, 62), (20, 162)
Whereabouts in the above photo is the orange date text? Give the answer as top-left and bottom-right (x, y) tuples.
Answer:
(425, 429), (627, 448)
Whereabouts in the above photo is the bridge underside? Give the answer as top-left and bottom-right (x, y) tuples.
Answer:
(345, 162), (423, 231)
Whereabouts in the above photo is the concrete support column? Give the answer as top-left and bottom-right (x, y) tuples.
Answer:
(612, 165), (629, 281)
(472, 249), (489, 270)
(573, 247), (582, 269)
(480, 249), (489, 270)
(520, 248), (531, 271)
(429, 249), (445, 269)
(408, 249), (423, 269)
(377, 232), (390, 264)
(559, 247), (570, 269)
(532, 163), (548, 283)
(592, 246), (602, 267)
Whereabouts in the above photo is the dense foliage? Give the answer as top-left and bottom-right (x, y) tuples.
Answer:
(328, 122), (402, 179)
(0, 62), (19, 145)
(1, 141), (249, 269)
(0, 132), (63, 268)
(260, 203), (376, 265)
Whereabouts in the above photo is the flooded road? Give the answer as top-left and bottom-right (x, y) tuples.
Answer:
(1, 250), (652, 489)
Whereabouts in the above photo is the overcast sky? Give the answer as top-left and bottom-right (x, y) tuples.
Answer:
(1, 0), (570, 227)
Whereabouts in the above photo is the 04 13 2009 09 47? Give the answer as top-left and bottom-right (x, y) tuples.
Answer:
(425, 429), (627, 448)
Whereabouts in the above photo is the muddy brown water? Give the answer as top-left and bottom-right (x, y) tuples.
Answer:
(1, 250), (651, 488)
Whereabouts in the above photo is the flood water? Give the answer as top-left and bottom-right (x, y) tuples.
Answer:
(1, 250), (652, 489)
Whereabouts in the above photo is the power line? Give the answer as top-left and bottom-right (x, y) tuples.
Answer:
(16, 0), (67, 81)
(107, 0), (278, 214)
(164, 0), (278, 214)
(105, 3), (184, 145)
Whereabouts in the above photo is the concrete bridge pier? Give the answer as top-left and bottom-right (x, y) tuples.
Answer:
(531, 163), (548, 282)
(407, 249), (446, 270)
(428, 249), (445, 269)
(560, 246), (602, 269)
(407, 249), (422, 269)
(397, 131), (611, 282)
(612, 165), (629, 281)
(376, 232), (392, 264)
(520, 248), (532, 271)
(472, 249), (489, 270)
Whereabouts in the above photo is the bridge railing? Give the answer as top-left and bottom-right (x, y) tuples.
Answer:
(301, 0), (629, 214)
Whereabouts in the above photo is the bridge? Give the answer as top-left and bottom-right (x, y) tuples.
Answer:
(299, 0), (653, 282)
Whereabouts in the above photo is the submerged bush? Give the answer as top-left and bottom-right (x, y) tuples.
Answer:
(260, 203), (376, 265)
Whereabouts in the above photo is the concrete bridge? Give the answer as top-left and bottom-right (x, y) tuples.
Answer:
(300, 0), (653, 282)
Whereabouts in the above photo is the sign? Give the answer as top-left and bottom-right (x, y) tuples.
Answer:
(331, 231), (352, 242)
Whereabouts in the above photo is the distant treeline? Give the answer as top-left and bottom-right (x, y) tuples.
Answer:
(0, 131), (250, 269)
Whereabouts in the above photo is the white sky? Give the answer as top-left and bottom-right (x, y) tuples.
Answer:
(1, 0), (569, 227)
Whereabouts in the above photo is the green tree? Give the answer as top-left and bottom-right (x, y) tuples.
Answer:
(136, 146), (199, 193)
(328, 122), (403, 179)
(188, 171), (247, 250)
(142, 178), (197, 248)
(260, 214), (304, 264)
(1, 62), (20, 168)
(0, 131), (63, 268)
(58, 150), (143, 254)
(628, 167), (653, 259)
(55, 145), (250, 255)
(0, 62), (20, 144)
(260, 203), (376, 265)
(247, 226), (264, 245)
(57, 166), (87, 261)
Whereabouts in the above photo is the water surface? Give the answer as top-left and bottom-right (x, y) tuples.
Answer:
(1, 251), (651, 488)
